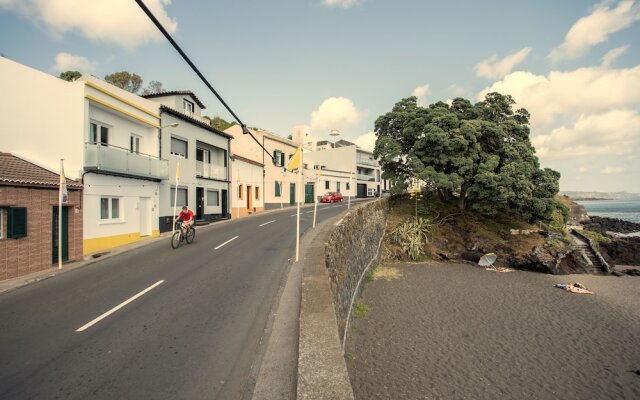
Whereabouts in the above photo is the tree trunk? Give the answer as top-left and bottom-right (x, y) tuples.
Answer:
(458, 186), (468, 211)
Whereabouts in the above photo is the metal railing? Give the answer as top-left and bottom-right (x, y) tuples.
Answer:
(356, 157), (379, 167)
(196, 161), (227, 180)
(84, 142), (168, 180)
(357, 173), (375, 182)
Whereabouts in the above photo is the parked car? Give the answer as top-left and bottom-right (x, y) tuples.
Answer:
(321, 192), (343, 203)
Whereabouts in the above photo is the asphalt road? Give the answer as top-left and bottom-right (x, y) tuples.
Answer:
(0, 201), (358, 400)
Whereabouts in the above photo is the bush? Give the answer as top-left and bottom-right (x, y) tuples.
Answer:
(391, 217), (432, 260)
(582, 230), (612, 244)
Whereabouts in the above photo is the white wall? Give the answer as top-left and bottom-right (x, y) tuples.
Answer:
(231, 158), (264, 209)
(0, 57), (85, 178)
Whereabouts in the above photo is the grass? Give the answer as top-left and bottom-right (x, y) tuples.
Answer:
(372, 265), (403, 281)
(582, 229), (612, 244)
(353, 300), (370, 319)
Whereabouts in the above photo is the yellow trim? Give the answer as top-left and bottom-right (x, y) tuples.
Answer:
(83, 230), (161, 255)
(85, 94), (161, 128)
(84, 81), (161, 119)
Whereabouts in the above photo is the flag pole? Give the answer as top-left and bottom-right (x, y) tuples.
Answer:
(172, 162), (180, 233)
(58, 159), (64, 270)
(313, 169), (320, 228)
(295, 146), (302, 262)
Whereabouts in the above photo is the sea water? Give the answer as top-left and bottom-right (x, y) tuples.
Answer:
(577, 199), (640, 224)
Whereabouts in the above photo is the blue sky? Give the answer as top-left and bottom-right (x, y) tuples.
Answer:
(1, 0), (639, 193)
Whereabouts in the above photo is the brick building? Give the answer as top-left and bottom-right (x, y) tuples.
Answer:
(0, 153), (83, 281)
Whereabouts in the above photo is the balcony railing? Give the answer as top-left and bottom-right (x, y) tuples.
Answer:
(357, 173), (375, 182)
(196, 161), (227, 180)
(84, 142), (168, 180)
(356, 157), (379, 167)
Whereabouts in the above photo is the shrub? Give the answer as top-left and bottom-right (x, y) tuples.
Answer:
(391, 217), (432, 260)
(582, 230), (612, 244)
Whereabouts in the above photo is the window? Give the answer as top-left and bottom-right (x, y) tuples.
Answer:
(0, 209), (3, 239)
(207, 190), (219, 206)
(170, 187), (188, 207)
(273, 150), (284, 166)
(130, 134), (141, 153)
(325, 181), (330, 189)
(346, 182), (350, 190)
(100, 198), (120, 220)
(90, 122), (109, 145)
(6, 207), (27, 239)
(255, 187), (260, 200)
(275, 181), (281, 197)
(183, 99), (194, 115)
(196, 148), (210, 163)
(337, 182), (341, 192)
(171, 137), (188, 158)
(238, 185), (244, 199)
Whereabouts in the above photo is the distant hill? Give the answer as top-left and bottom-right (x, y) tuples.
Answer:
(560, 191), (640, 201)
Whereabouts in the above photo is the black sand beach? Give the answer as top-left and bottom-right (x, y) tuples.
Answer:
(345, 262), (640, 399)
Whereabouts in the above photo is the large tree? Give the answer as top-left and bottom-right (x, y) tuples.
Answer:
(141, 80), (163, 95)
(59, 70), (81, 81)
(374, 92), (560, 221)
(104, 71), (143, 93)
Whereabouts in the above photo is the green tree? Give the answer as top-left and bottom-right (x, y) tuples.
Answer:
(374, 93), (560, 221)
(141, 80), (163, 95)
(59, 70), (81, 81)
(208, 116), (236, 131)
(104, 71), (143, 93)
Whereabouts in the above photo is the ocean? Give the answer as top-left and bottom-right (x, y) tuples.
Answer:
(576, 199), (640, 224)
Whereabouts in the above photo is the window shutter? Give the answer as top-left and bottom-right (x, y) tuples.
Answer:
(275, 181), (280, 196)
(280, 152), (285, 166)
(7, 207), (27, 239)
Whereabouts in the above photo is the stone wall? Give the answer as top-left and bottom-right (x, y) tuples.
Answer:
(325, 198), (387, 342)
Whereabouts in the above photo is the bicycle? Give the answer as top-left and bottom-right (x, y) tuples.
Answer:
(171, 221), (196, 249)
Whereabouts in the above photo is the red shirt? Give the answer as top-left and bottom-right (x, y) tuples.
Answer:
(177, 210), (194, 222)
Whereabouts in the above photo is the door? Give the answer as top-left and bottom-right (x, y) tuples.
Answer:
(357, 183), (367, 198)
(196, 187), (204, 219)
(247, 186), (253, 210)
(221, 189), (228, 218)
(289, 183), (296, 205)
(52, 206), (68, 264)
(305, 184), (314, 204)
(139, 197), (151, 236)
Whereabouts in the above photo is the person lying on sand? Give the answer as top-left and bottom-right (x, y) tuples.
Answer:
(554, 282), (594, 294)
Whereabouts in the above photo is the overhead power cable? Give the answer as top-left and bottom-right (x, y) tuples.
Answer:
(134, 0), (274, 162)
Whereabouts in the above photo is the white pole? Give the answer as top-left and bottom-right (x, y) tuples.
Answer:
(172, 161), (180, 233)
(58, 159), (63, 270)
(280, 178), (283, 209)
(295, 148), (302, 262)
(348, 173), (352, 209)
(313, 170), (320, 228)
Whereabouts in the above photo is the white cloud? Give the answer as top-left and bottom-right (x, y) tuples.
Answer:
(474, 47), (532, 80)
(0, 0), (177, 48)
(411, 84), (430, 106)
(322, 0), (360, 8)
(448, 84), (466, 97)
(602, 167), (625, 174)
(310, 97), (362, 131)
(53, 52), (96, 72)
(601, 44), (630, 67)
(354, 131), (376, 152)
(478, 64), (640, 128)
(548, 0), (640, 63)
(531, 109), (640, 160)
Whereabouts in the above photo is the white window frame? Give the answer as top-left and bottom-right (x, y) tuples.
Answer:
(170, 136), (188, 158)
(130, 133), (142, 154)
(100, 197), (122, 222)
(207, 190), (220, 206)
(170, 187), (188, 207)
(90, 121), (110, 145)
(0, 208), (4, 239)
(183, 99), (194, 115)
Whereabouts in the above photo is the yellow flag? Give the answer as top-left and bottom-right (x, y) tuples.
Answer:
(175, 162), (180, 183)
(60, 160), (68, 204)
(286, 147), (301, 171)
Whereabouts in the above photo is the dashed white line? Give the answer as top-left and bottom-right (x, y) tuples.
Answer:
(259, 220), (276, 227)
(76, 280), (165, 332)
(215, 235), (239, 250)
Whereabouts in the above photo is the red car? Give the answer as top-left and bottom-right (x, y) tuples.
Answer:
(321, 192), (343, 203)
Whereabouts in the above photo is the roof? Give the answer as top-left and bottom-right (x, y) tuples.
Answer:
(159, 105), (233, 139)
(231, 153), (264, 167)
(0, 153), (82, 189)
(142, 90), (206, 110)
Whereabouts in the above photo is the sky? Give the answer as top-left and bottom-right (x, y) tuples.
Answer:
(1, 0), (639, 193)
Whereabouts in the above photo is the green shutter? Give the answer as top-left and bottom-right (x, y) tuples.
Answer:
(7, 207), (27, 239)
(280, 152), (285, 166)
(275, 181), (281, 197)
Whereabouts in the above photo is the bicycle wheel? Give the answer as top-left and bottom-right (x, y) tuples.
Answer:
(171, 231), (181, 249)
(186, 227), (195, 244)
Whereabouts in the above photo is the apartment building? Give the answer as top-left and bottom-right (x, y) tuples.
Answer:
(143, 91), (232, 232)
(230, 153), (264, 218)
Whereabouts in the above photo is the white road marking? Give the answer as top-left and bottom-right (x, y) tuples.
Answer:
(259, 220), (276, 227)
(332, 205), (341, 208)
(306, 211), (314, 213)
(215, 235), (239, 250)
(76, 280), (164, 332)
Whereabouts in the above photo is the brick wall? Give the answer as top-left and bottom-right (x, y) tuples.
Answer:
(0, 186), (83, 281)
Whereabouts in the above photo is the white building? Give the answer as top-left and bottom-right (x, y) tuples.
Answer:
(143, 91), (232, 232)
(0, 57), (167, 255)
(230, 153), (264, 218)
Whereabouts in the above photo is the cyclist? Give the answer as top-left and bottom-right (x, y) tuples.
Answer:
(174, 205), (195, 234)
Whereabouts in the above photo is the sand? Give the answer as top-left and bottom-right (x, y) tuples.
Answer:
(345, 262), (640, 399)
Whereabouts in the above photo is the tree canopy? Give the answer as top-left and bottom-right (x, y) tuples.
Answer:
(104, 71), (143, 93)
(59, 70), (81, 81)
(374, 92), (560, 222)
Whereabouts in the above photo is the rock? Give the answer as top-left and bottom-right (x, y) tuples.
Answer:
(582, 216), (640, 235)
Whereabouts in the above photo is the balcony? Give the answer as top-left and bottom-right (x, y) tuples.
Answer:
(196, 161), (227, 180)
(84, 143), (168, 180)
(356, 157), (379, 167)
(357, 173), (375, 182)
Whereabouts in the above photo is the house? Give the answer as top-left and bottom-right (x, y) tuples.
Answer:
(0, 153), (83, 280)
(143, 91), (232, 232)
(0, 57), (167, 255)
(225, 126), (307, 210)
(230, 153), (264, 218)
